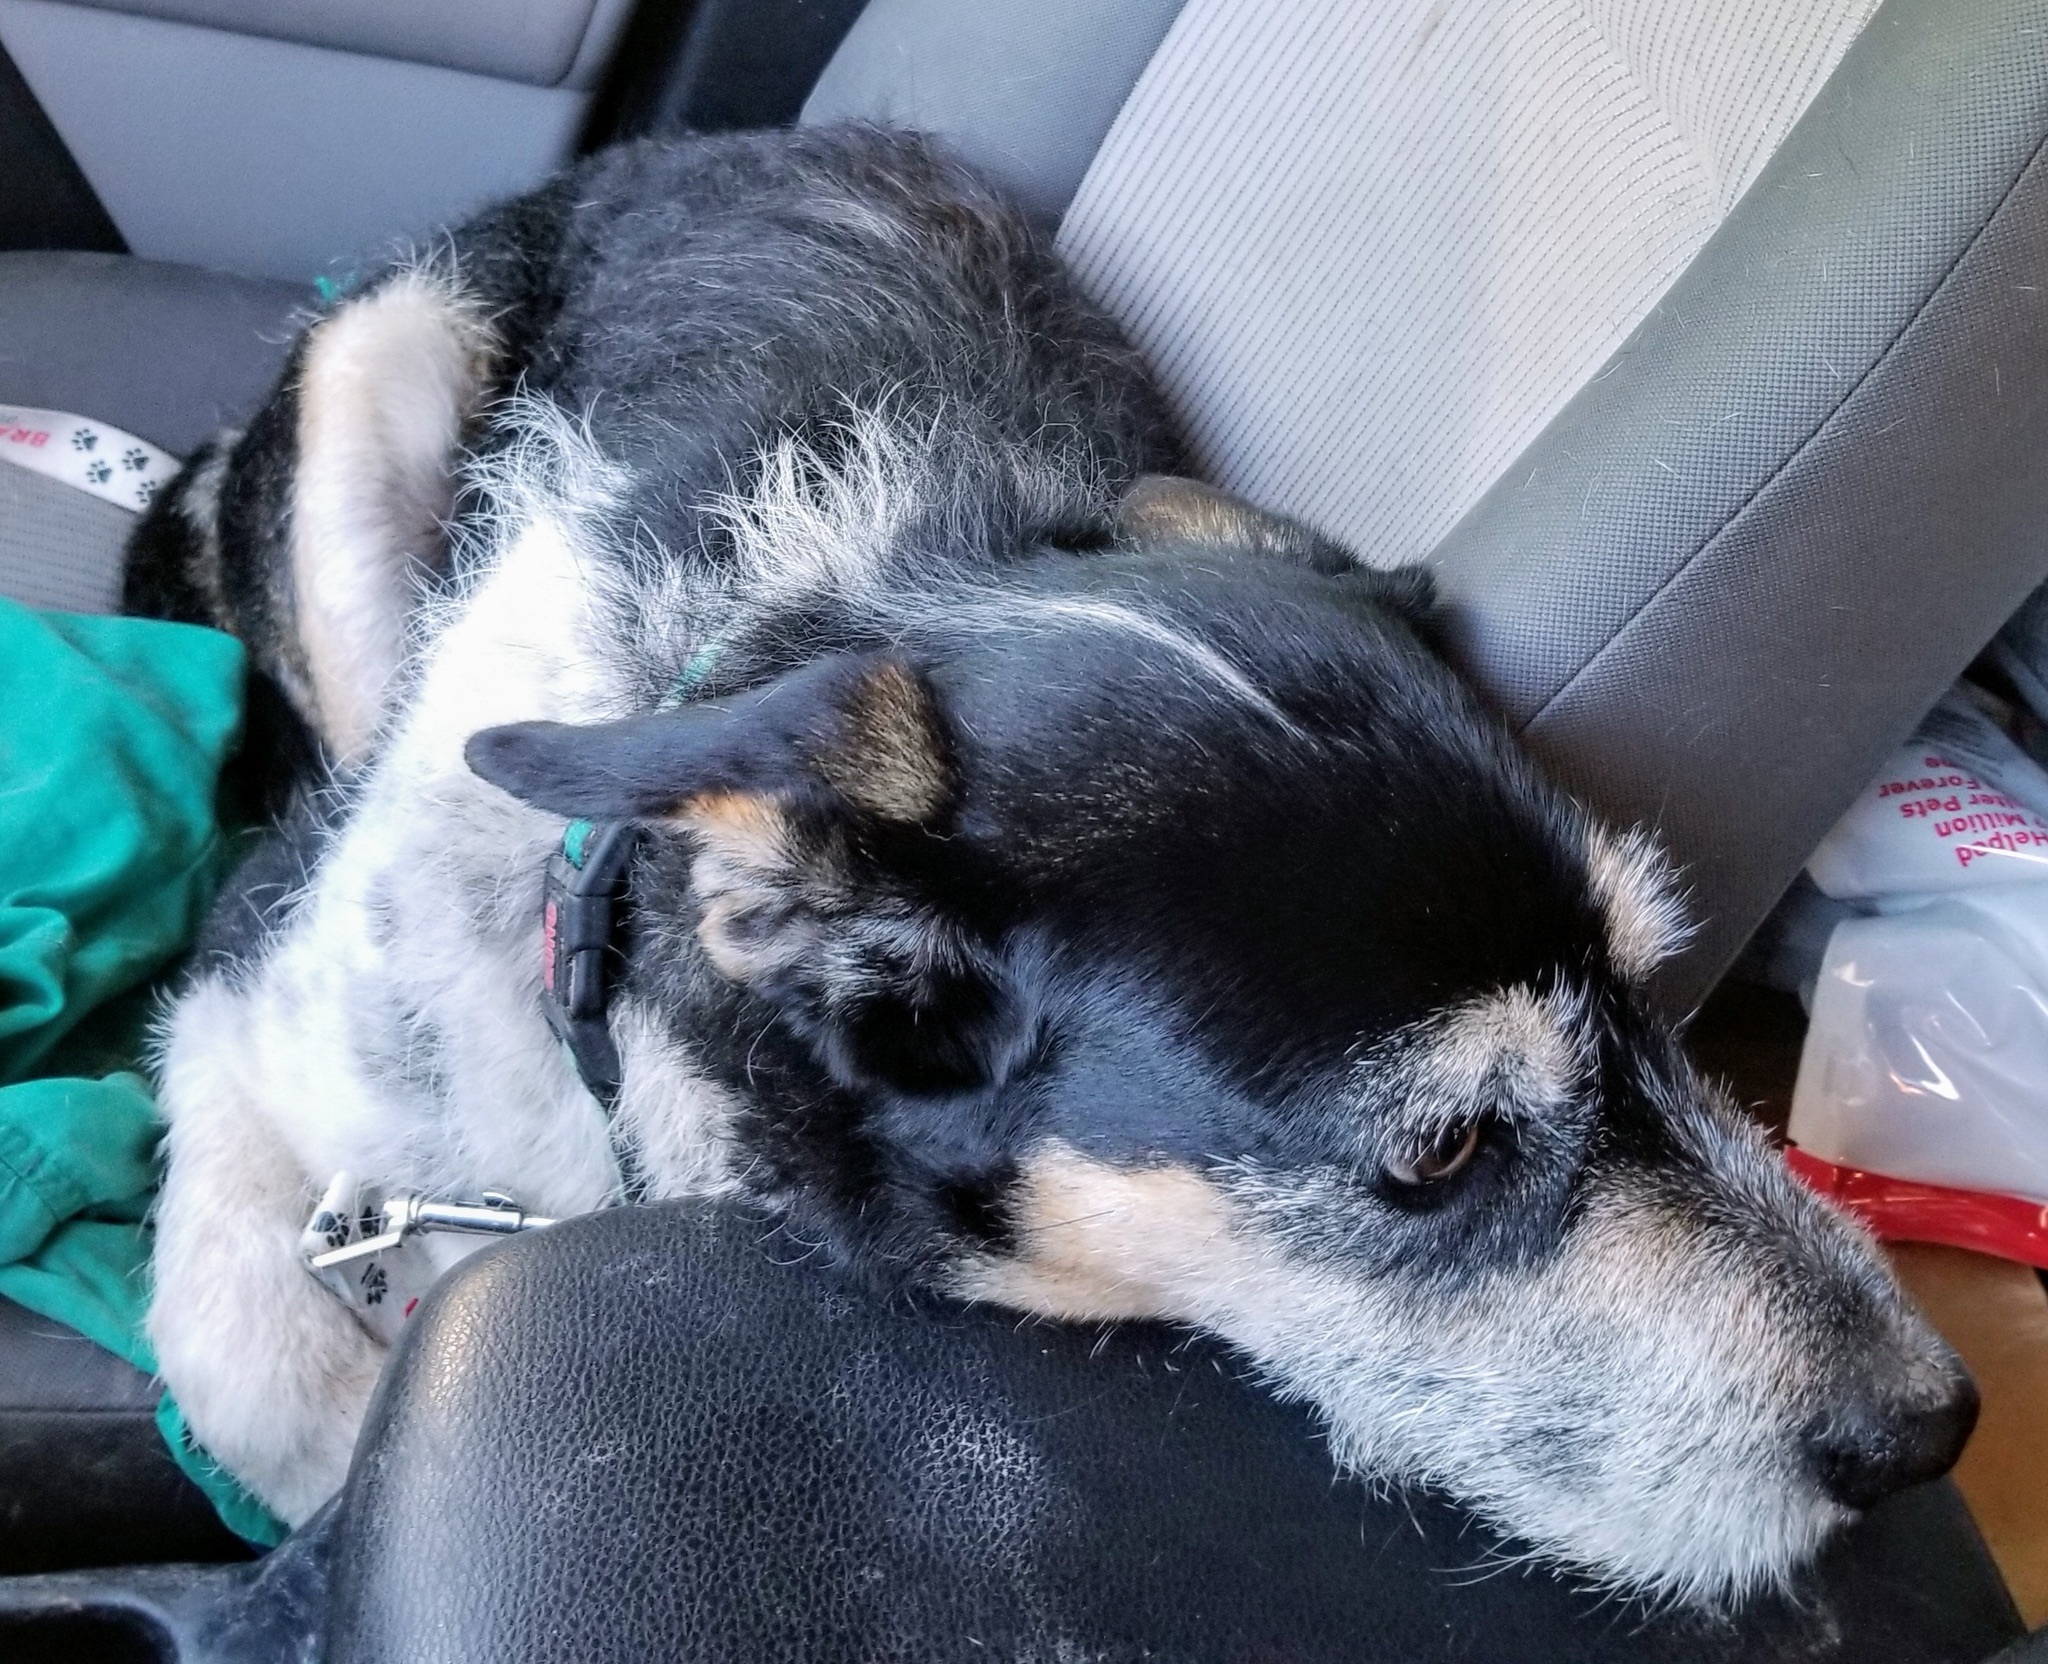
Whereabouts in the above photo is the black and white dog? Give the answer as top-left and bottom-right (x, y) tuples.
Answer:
(127, 126), (1973, 1605)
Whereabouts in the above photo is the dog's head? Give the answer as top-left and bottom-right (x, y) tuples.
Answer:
(466, 477), (1974, 1606)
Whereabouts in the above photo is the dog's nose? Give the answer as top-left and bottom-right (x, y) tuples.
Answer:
(1803, 1365), (1979, 1510)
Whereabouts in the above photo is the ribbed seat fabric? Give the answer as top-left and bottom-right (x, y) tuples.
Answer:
(1060, 0), (1879, 568)
(1041, 0), (2048, 1004)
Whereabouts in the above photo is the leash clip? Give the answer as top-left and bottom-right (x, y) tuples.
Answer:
(299, 1173), (555, 1343)
(307, 1190), (555, 1270)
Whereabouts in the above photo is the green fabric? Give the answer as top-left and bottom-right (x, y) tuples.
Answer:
(0, 600), (286, 1546)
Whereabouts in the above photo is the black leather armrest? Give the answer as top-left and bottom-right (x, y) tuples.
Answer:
(322, 1202), (2022, 1664)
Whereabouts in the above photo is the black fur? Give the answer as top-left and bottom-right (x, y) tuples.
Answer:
(469, 540), (1632, 1288)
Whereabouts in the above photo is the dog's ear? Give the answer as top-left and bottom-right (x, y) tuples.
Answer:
(466, 653), (1026, 1096)
(1116, 475), (1356, 574)
(1116, 474), (1439, 632)
(290, 269), (500, 765)
(463, 653), (954, 823)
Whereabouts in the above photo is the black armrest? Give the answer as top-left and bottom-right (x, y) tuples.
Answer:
(0, 1298), (249, 1575)
(321, 1202), (2021, 1663)
(0, 1202), (2019, 1660)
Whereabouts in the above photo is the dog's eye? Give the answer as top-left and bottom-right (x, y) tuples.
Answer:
(1384, 1119), (1483, 1187)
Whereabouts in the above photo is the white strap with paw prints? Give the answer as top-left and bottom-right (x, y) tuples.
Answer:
(299, 1171), (558, 1345)
(0, 404), (179, 511)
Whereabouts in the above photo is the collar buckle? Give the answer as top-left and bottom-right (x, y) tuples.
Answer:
(541, 818), (641, 1108)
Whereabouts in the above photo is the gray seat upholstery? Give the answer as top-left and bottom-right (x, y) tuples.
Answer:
(1423, 0), (2048, 1012)
(0, 250), (305, 454)
(812, 0), (2048, 1015)
(803, 0), (1185, 222)
(0, 466), (133, 613)
(0, 250), (304, 615)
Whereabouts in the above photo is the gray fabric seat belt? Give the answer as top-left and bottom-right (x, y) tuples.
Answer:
(0, 405), (177, 613)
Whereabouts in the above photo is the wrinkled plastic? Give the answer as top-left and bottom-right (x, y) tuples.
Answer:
(1790, 886), (2048, 1204)
(1787, 1148), (2048, 1270)
(1785, 689), (2048, 1262)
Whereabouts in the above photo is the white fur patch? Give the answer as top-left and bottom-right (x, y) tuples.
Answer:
(960, 592), (1307, 740)
(609, 1001), (744, 1200)
(705, 408), (931, 608)
(1409, 983), (1588, 1119)
(1585, 822), (1694, 980)
(148, 974), (386, 1523)
(1220, 1174), (1848, 1610)
(1348, 983), (1593, 1166)
(292, 266), (497, 764)
(149, 406), (698, 1522)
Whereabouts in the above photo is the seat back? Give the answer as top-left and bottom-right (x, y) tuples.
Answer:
(811, 0), (2048, 1008)
(1061, 0), (1876, 570)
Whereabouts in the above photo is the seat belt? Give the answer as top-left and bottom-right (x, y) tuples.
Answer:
(0, 404), (179, 512)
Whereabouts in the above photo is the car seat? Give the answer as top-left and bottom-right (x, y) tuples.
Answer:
(1, 0), (2043, 1655)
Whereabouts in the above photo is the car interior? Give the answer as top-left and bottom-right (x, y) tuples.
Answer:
(4, 0), (2048, 1658)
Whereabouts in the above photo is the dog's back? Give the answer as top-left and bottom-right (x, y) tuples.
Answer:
(126, 127), (1180, 775)
(130, 126), (1196, 1526)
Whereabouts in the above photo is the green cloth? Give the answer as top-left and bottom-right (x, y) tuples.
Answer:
(0, 600), (286, 1546)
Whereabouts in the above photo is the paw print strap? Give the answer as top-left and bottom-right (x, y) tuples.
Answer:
(0, 403), (180, 512)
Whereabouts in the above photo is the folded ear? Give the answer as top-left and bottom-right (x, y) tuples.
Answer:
(466, 653), (1026, 1095)
(464, 652), (954, 821)
(1116, 474), (1439, 630)
(1116, 475), (1356, 574)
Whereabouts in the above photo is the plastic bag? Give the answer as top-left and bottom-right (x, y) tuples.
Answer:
(1804, 690), (2048, 899)
(1786, 690), (2048, 1266)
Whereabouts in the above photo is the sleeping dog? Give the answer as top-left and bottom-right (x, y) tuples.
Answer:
(127, 126), (1973, 1605)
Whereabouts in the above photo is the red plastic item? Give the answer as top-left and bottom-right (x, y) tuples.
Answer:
(1786, 1145), (2048, 1270)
